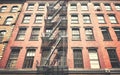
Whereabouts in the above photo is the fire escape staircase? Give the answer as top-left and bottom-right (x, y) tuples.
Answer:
(37, 0), (68, 75)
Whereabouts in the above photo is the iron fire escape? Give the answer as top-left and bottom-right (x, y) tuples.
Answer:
(37, 0), (68, 75)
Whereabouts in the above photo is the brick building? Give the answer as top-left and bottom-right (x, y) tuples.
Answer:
(0, 0), (120, 75)
(0, 0), (23, 60)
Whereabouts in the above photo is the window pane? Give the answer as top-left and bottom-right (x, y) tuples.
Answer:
(35, 15), (43, 23)
(6, 48), (20, 68)
(73, 48), (83, 68)
(114, 28), (120, 40)
(115, 4), (120, 10)
(70, 3), (77, 11)
(72, 28), (80, 40)
(27, 4), (34, 11)
(11, 6), (18, 12)
(108, 15), (117, 24)
(23, 48), (36, 68)
(85, 28), (94, 40)
(4, 17), (13, 25)
(107, 48), (120, 68)
(0, 6), (7, 12)
(38, 3), (45, 10)
(104, 3), (112, 11)
(94, 3), (101, 11)
(101, 28), (112, 40)
(22, 15), (31, 24)
(71, 15), (79, 24)
(83, 15), (91, 23)
(97, 15), (105, 23)
(81, 4), (88, 10)
(30, 28), (40, 41)
(16, 28), (27, 40)
(88, 49), (100, 69)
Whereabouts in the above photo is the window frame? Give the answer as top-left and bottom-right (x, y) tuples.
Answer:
(71, 14), (79, 24)
(72, 28), (80, 41)
(73, 48), (83, 68)
(85, 28), (95, 41)
(101, 27), (112, 41)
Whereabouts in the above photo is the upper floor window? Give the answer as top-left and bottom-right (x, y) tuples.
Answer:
(0, 6), (7, 12)
(34, 14), (43, 24)
(4, 16), (13, 25)
(30, 28), (40, 41)
(101, 28), (112, 41)
(83, 14), (91, 24)
(73, 48), (83, 68)
(88, 48), (100, 69)
(71, 14), (79, 24)
(115, 3), (120, 10)
(38, 3), (45, 11)
(97, 14), (106, 24)
(27, 4), (34, 11)
(114, 28), (120, 40)
(0, 30), (6, 42)
(23, 48), (36, 68)
(6, 48), (20, 69)
(107, 48), (120, 68)
(72, 28), (80, 40)
(104, 3), (112, 11)
(70, 3), (77, 11)
(108, 14), (118, 24)
(16, 27), (27, 41)
(85, 28), (95, 40)
(81, 3), (88, 11)
(22, 14), (31, 24)
(94, 3), (101, 11)
(11, 6), (18, 12)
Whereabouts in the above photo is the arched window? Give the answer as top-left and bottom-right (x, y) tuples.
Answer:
(0, 30), (6, 42)
(4, 16), (13, 25)
(11, 6), (18, 12)
(0, 6), (7, 12)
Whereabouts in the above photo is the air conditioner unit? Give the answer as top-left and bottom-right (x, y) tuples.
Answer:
(96, 7), (101, 11)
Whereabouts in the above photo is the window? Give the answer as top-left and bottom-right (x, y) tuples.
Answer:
(30, 28), (40, 41)
(85, 28), (95, 40)
(81, 3), (88, 11)
(0, 30), (6, 42)
(71, 14), (79, 24)
(58, 48), (67, 66)
(40, 50), (50, 65)
(107, 48), (120, 68)
(70, 3), (77, 11)
(45, 28), (52, 36)
(108, 14), (118, 24)
(27, 4), (34, 11)
(83, 14), (91, 23)
(72, 28), (80, 40)
(97, 15), (106, 23)
(115, 3), (120, 10)
(0, 6), (7, 12)
(22, 14), (31, 24)
(38, 3), (45, 11)
(4, 16), (13, 25)
(11, 6), (18, 12)
(101, 28), (112, 41)
(23, 48), (36, 68)
(59, 29), (66, 36)
(35, 14), (43, 24)
(6, 48), (20, 68)
(88, 48), (100, 69)
(73, 48), (83, 68)
(94, 3), (101, 11)
(16, 28), (27, 40)
(114, 28), (120, 40)
(104, 3), (112, 11)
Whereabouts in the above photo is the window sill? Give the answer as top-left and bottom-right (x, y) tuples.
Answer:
(103, 39), (113, 41)
(72, 39), (81, 41)
(86, 39), (96, 41)
(29, 40), (39, 41)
